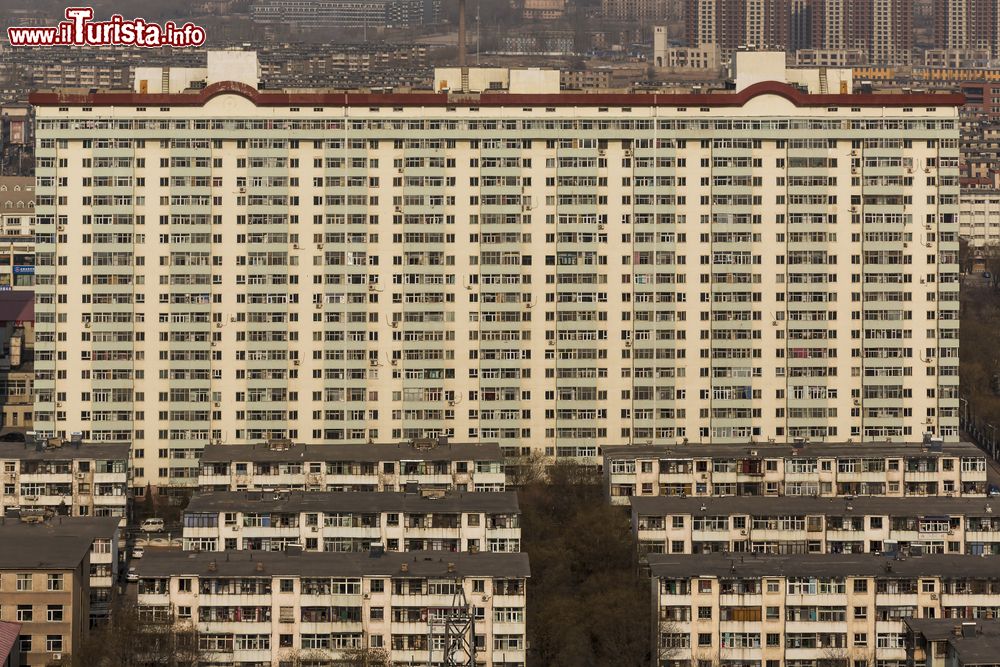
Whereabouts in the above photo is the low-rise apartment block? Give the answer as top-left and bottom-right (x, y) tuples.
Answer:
(906, 618), (1000, 667)
(0, 292), (33, 434)
(633, 496), (1000, 557)
(649, 553), (1000, 667)
(604, 441), (988, 505)
(183, 490), (520, 553)
(0, 515), (120, 664)
(136, 549), (529, 666)
(197, 440), (506, 494)
(0, 437), (130, 521)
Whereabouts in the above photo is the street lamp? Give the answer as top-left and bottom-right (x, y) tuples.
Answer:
(988, 424), (998, 459)
(960, 397), (969, 427)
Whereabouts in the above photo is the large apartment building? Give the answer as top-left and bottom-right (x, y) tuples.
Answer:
(29, 56), (962, 490)
(632, 495), (1000, 557)
(182, 489), (520, 553)
(649, 553), (1000, 667)
(136, 549), (529, 667)
(604, 440), (988, 505)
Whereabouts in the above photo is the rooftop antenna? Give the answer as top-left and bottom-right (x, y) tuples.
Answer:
(458, 0), (469, 92)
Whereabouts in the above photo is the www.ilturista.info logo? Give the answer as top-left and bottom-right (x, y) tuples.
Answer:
(7, 7), (206, 47)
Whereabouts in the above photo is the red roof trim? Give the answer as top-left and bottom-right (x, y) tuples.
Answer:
(28, 80), (965, 109)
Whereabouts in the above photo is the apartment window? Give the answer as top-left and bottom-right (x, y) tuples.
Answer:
(178, 606), (192, 619)
(698, 580), (712, 593)
(46, 635), (63, 652)
(178, 578), (192, 592)
(672, 516), (684, 529)
(47, 574), (63, 591)
(279, 579), (294, 593)
(16, 605), (32, 622)
(370, 579), (385, 593)
(766, 580), (780, 593)
(47, 605), (63, 622)
(854, 633), (868, 647)
(370, 607), (384, 621)
(16, 574), (31, 591)
(18, 636), (30, 653)
(853, 579), (868, 593)
(698, 634), (712, 647)
(766, 633), (781, 647)
(698, 607), (712, 619)
(921, 580), (936, 593)
(854, 606), (868, 619)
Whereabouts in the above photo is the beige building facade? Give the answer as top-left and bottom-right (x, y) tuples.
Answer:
(136, 550), (529, 667)
(182, 489), (521, 553)
(30, 61), (962, 490)
(633, 495), (1000, 557)
(650, 553), (1000, 667)
(604, 441), (988, 505)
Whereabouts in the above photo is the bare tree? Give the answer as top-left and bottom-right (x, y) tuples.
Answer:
(505, 450), (548, 488)
(71, 599), (201, 667)
(339, 646), (394, 666)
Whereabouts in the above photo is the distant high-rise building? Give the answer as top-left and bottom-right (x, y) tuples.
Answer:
(685, 0), (792, 56)
(685, 0), (911, 65)
(250, 0), (441, 30)
(933, 0), (1000, 57)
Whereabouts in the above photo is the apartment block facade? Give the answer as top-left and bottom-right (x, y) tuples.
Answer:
(604, 441), (987, 505)
(632, 496), (1000, 557)
(182, 490), (521, 553)
(30, 77), (962, 490)
(0, 440), (130, 520)
(136, 550), (529, 667)
(649, 553), (1000, 667)
(197, 441), (506, 494)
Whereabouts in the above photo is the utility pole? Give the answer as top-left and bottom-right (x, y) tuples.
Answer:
(427, 577), (476, 666)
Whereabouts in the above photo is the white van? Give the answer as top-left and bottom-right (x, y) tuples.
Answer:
(140, 518), (164, 533)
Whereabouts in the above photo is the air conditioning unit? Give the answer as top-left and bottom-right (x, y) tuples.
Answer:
(76, 472), (85, 479)
(316, 243), (323, 250)
(231, 525), (239, 532)
(292, 243), (299, 250)
(239, 187), (246, 193)
(598, 224), (605, 230)
(51, 653), (62, 663)
(214, 402), (220, 408)
(315, 303), (322, 309)
(293, 360), (301, 366)
(215, 322), (223, 328)
(447, 400), (456, 407)
(57, 225), (65, 231)
(368, 284), (378, 291)
(390, 360), (398, 366)
(311, 526), (318, 532)
(84, 322), (91, 329)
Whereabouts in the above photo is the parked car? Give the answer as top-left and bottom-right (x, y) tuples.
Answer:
(131, 546), (144, 559)
(989, 485), (1000, 498)
(126, 567), (139, 582)
(139, 518), (164, 533)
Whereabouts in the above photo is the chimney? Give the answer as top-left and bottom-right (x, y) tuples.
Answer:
(447, 562), (456, 573)
(401, 562), (409, 573)
(208, 560), (217, 572)
(255, 561), (264, 572)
